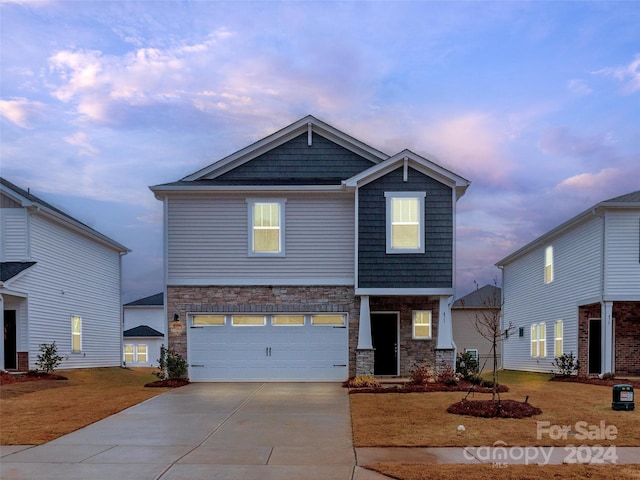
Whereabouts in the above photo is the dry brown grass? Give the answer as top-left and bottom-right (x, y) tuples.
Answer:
(0, 367), (168, 445)
(351, 370), (640, 447)
(368, 463), (640, 480)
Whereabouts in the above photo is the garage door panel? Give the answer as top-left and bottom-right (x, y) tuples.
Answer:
(188, 315), (348, 382)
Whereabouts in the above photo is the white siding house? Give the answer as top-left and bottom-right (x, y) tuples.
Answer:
(1, 178), (129, 371)
(497, 190), (640, 376)
(123, 293), (164, 367)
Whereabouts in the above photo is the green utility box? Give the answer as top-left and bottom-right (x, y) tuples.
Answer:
(612, 384), (634, 411)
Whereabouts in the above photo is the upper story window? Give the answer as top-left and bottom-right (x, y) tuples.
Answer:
(385, 192), (426, 254)
(544, 246), (554, 284)
(248, 199), (285, 256)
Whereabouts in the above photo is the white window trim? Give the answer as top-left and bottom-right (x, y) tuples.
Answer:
(123, 343), (148, 363)
(531, 323), (547, 358)
(412, 310), (432, 340)
(544, 246), (554, 284)
(71, 315), (82, 353)
(247, 198), (286, 257)
(554, 320), (563, 358)
(465, 348), (479, 363)
(384, 191), (426, 254)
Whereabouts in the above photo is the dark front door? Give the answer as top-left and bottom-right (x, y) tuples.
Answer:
(371, 313), (398, 375)
(4, 310), (17, 370)
(588, 318), (601, 374)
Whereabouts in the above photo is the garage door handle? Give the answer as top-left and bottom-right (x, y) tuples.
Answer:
(333, 364), (347, 367)
(265, 347), (272, 356)
(192, 364), (204, 368)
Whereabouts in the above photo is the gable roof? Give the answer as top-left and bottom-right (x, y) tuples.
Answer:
(496, 189), (640, 266)
(123, 325), (164, 337)
(453, 284), (501, 308)
(124, 292), (164, 307)
(1, 261), (37, 282)
(343, 149), (470, 200)
(0, 177), (130, 253)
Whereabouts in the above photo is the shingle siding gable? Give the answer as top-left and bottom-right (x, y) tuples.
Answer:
(214, 133), (375, 184)
(358, 167), (453, 288)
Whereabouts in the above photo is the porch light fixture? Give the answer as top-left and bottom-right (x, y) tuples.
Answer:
(173, 313), (180, 322)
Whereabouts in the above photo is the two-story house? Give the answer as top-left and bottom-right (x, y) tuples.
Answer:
(123, 292), (165, 367)
(151, 116), (470, 382)
(1, 178), (129, 371)
(497, 190), (640, 376)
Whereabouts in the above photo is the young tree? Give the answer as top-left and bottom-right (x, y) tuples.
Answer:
(473, 278), (513, 401)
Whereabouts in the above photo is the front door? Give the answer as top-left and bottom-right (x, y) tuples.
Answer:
(371, 313), (398, 376)
(4, 310), (17, 370)
(588, 318), (602, 374)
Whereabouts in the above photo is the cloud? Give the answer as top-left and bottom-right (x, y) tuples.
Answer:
(556, 168), (622, 191)
(0, 98), (45, 128)
(538, 126), (615, 162)
(593, 54), (640, 94)
(567, 79), (592, 96)
(63, 131), (99, 156)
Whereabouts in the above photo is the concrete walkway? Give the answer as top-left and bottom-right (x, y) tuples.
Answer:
(1, 383), (362, 480)
(2, 383), (638, 479)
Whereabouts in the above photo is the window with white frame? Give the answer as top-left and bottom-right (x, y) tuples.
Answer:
(554, 320), (563, 357)
(465, 348), (479, 364)
(385, 192), (425, 254)
(412, 310), (432, 339)
(531, 323), (546, 358)
(71, 315), (82, 353)
(248, 199), (285, 255)
(544, 246), (554, 284)
(123, 344), (148, 363)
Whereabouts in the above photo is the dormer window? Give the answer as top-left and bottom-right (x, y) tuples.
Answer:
(385, 192), (425, 254)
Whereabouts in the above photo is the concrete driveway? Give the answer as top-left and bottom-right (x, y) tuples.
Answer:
(1, 382), (381, 480)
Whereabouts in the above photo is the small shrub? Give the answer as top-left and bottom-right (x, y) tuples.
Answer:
(346, 375), (381, 388)
(35, 342), (64, 374)
(601, 372), (615, 380)
(154, 345), (188, 380)
(436, 362), (457, 384)
(456, 352), (479, 380)
(409, 365), (434, 385)
(468, 374), (483, 385)
(481, 379), (495, 388)
(552, 352), (580, 376)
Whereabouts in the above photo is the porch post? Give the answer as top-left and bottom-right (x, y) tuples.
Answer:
(436, 295), (454, 349)
(357, 295), (372, 349)
(602, 301), (614, 374)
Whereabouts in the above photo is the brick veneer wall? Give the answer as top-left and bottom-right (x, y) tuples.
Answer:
(167, 286), (361, 376)
(17, 351), (29, 372)
(614, 302), (640, 376)
(369, 296), (440, 376)
(578, 303), (601, 376)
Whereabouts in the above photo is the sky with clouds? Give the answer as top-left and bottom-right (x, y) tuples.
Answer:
(1, 0), (638, 302)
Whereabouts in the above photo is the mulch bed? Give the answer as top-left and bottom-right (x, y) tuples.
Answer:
(348, 381), (509, 395)
(144, 378), (190, 388)
(550, 375), (640, 388)
(447, 398), (543, 418)
(0, 370), (67, 385)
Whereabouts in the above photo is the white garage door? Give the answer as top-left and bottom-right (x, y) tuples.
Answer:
(187, 313), (348, 381)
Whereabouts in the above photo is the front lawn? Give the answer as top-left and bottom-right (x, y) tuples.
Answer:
(0, 367), (168, 445)
(350, 370), (640, 447)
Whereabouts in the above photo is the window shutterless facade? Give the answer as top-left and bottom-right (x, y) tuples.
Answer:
(554, 320), (563, 357)
(531, 323), (546, 358)
(385, 192), (426, 254)
(544, 246), (554, 284)
(248, 199), (285, 256)
(412, 310), (432, 339)
(123, 344), (148, 363)
(71, 315), (82, 353)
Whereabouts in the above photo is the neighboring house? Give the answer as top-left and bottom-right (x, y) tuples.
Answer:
(150, 115), (470, 382)
(0, 177), (129, 371)
(452, 284), (502, 371)
(497, 191), (640, 376)
(123, 292), (165, 367)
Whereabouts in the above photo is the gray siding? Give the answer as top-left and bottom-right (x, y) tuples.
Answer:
(167, 193), (355, 285)
(358, 167), (453, 288)
(0, 207), (28, 261)
(214, 133), (375, 184)
(604, 209), (640, 298)
(11, 214), (123, 369)
(501, 216), (602, 372)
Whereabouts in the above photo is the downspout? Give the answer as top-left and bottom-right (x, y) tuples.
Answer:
(0, 294), (4, 371)
(119, 251), (126, 368)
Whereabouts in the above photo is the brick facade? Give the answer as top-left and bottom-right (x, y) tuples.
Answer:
(167, 286), (444, 378)
(578, 302), (640, 376)
(369, 296), (440, 376)
(17, 351), (29, 372)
